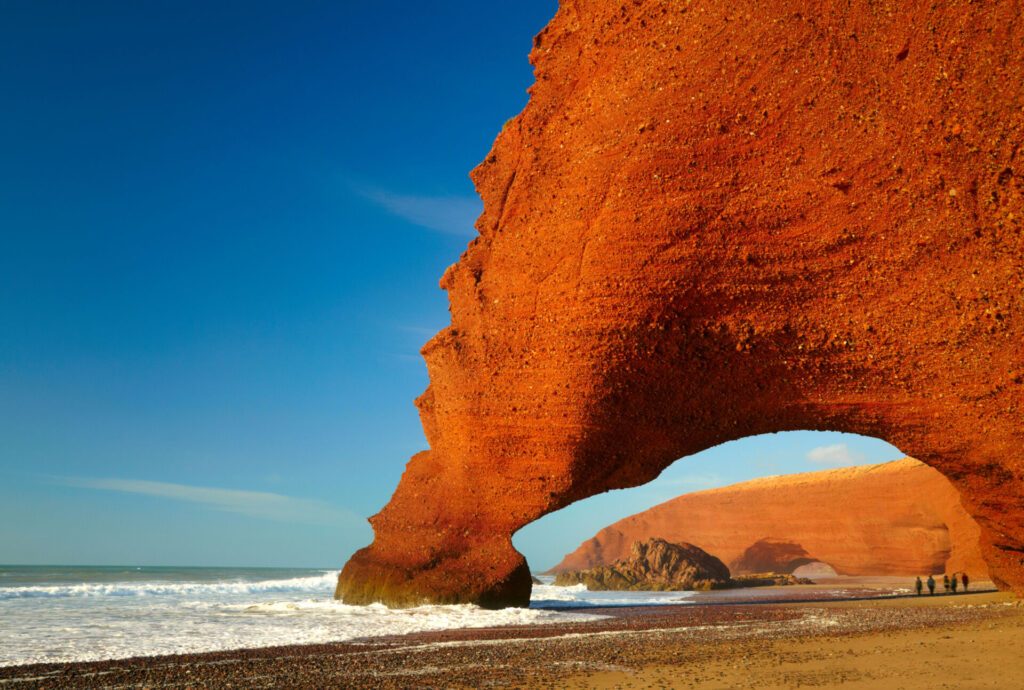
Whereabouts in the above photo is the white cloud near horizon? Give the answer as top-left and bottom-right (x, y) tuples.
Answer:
(356, 185), (481, 236)
(806, 443), (866, 466)
(59, 477), (361, 527)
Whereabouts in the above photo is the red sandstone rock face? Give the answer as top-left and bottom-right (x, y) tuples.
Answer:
(337, 0), (1024, 607)
(551, 459), (990, 579)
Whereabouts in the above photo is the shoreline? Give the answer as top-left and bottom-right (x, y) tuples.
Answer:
(1, 586), (1018, 689)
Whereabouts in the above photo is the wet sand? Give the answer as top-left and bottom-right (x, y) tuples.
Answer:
(1, 584), (1019, 689)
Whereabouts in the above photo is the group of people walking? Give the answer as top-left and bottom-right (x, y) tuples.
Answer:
(915, 572), (969, 595)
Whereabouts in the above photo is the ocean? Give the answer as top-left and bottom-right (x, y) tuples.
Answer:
(0, 565), (698, 666)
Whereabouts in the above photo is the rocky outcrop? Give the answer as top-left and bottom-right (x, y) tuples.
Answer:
(337, 0), (1024, 607)
(552, 459), (989, 579)
(554, 539), (730, 591)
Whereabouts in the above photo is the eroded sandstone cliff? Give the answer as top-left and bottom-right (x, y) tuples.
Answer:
(552, 459), (989, 578)
(338, 0), (1024, 607)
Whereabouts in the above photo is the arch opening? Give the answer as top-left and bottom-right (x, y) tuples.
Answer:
(515, 431), (990, 595)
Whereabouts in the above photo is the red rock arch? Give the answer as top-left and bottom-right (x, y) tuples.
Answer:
(337, 0), (1023, 607)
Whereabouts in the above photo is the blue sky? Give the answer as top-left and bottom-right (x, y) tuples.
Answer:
(0, 2), (902, 570)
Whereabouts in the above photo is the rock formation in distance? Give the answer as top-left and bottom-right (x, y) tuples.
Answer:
(337, 0), (1024, 607)
(552, 459), (989, 579)
(553, 538), (730, 591)
(731, 539), (818, 575)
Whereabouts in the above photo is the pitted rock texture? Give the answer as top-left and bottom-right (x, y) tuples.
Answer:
(553, 538), (730, 591)
(551, 459), (989, 578)
(337, 0), (1024, 607)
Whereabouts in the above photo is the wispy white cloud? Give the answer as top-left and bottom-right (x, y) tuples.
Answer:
(379, 324), (446, 364)
(355, 186), (481, 236)
(806, 443), (866, 466)
(59, 477), (361, 526)
(395, 324), (444, 338)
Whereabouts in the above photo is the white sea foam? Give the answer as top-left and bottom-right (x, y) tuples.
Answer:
(0, 572), (337, 600)
(0, 568), (613, 666)
(8, 566), (921, 667)
(530, 581), (695, 608)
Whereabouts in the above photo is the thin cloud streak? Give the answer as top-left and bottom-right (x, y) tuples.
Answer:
(395, 324), (444, 337)
(59, 477), (361, 527)
(388, 323), (446, 362)
(806, 443), (866, 466)
(355, 185), (481, 236)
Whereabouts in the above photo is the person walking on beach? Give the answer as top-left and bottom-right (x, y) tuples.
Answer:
(951, 573), (959, 593)
(915, 576), (923, 595)
(943, 574), (950, 593)
(962, 573), (970, 592)
(927, 575), (936, 595)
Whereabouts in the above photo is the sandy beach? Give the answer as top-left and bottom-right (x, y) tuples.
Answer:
(2, 583), (1019, 689)
(567, 591), (1023, 689)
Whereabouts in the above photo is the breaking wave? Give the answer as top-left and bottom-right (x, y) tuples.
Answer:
(0, 571), (337, 600)
(0, 568), (609, 666)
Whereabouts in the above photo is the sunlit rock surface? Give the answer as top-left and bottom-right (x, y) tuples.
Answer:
(551, 459), (988, 579)
(337, 0), (1024, 607)
(554, 538), (730, 591)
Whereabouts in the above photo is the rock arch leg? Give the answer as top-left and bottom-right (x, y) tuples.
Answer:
(337, 0), (1024, 605)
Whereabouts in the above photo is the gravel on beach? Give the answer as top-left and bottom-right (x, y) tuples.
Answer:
(1, 590), (1018, 689)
